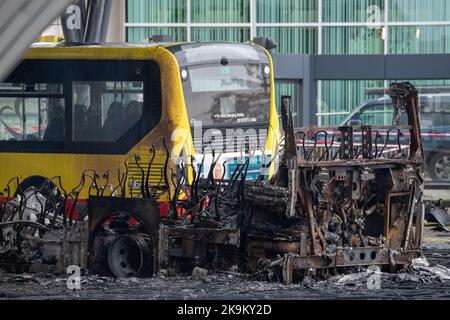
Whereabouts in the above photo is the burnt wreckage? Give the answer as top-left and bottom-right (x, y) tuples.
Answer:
(0, 82), (425, 284)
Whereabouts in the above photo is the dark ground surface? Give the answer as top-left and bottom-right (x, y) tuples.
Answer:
(0, 225), (449, 300)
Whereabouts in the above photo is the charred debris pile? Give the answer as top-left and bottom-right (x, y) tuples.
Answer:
(0, 82), (432, 284)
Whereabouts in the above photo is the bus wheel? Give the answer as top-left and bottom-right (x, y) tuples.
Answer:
(15, 175), (58, 197)
(108, 233), (153, 278)
(429, 153), (450, 182)
(15, 176), (59, 225)
(89, 210), (157, 278)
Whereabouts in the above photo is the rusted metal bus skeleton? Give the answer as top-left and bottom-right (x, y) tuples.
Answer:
(246, 82), (424, 283)
(0, 82), (424, 284)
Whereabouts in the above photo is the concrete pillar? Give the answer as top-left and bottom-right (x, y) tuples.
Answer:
(106, 0), (125, 42)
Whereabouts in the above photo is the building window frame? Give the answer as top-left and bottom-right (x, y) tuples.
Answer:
(124, 0), (450, 48)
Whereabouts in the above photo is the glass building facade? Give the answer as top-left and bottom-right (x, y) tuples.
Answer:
(125, 0), (450, 125)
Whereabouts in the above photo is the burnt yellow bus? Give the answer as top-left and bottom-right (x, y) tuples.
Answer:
(0, 42), (279, 215)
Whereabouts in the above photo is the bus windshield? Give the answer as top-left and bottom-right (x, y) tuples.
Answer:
(182, 63), (270, 127)
(169, 43), (272, 128)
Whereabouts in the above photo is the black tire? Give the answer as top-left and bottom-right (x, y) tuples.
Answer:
(13, 176), (60, 238)
(14, 175), (57, 197)
(89, 207), (158, 278)
(428, 153), (450, 182)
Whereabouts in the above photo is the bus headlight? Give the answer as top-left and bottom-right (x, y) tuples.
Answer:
(180, 69), (188, 81)
(263, 65), (270, 77)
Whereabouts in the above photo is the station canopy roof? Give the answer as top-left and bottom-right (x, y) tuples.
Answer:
(0, 0), (73, 82)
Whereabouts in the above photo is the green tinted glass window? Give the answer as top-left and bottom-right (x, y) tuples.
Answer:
(257, 27), (318, 54)
(317, 80), (385, 126)
(389, 26), (450, 54)
(127, 0), (186, 23)
(275, 81), (298, 126)
(127, 27), (187, 42)
(322, 0), (384, 22)
(358, 104), (394, 126)
(191, 0), (249, 23)
(323, 27), (384, 54)
(389, 0), (450, 22)
(256, 0), (317, 23)
(191, 28), (250, 42)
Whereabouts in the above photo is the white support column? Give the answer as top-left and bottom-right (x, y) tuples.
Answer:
(107, 0), (125, 42)
(250, 0), (257, 40)
(317, 0), (323, 125)
(318, 0), (323, 54)
(384, 0), (389, 55)
(187, 0), (191, 41)
(384, 0), (389, 100)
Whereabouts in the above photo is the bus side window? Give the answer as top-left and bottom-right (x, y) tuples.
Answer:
(101, 101), (124, 141)
(42, 102), (65, 141)
(83, 103), (102, 141)
(73, 104), (87, 141)
(0, 83), (64, 142)
(0, 96), (21, 141)
(123, 100), (143, 133)
(72, 81), (144, 142)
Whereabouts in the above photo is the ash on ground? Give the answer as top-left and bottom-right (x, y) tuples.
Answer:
(1, 239), (449, 300)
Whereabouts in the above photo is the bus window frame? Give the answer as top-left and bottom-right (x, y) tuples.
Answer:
(0, 59), (162, 154)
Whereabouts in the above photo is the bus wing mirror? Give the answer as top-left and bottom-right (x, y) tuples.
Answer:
(253, 37), (277, 51)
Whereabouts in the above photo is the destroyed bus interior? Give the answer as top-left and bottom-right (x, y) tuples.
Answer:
(0, 59), (160, 153)
(342, 93), (450, 183)
(0, 82), (425, 284)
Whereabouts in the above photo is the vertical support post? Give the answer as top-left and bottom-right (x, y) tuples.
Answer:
(318, 0), (322, 54)
(84, 0), (113, 43)
(300, 232), (307, 257)
(384, 0), (389, 55)
(388, 82), (423, 164)
(250, 0), (257, 40)
(280, 96), (297, 159)
(361, 125), (372, 159)
(340, 126), (354, 159)
(281, 96), (298, 218)
(107, 0), (125, 42)
(282, 254), (294, 285)
(415, 201), (424, 249)
(187, 0), (191, 41)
